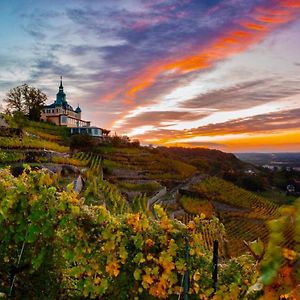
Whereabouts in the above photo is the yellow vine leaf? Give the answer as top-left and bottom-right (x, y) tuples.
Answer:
(282, 248), (298, 261)
(105, 259), (120, 277)
(142, 274), (154, 288)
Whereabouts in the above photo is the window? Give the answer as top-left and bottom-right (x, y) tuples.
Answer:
(92, 128), (99, 136)
(61, 116), (68, 124)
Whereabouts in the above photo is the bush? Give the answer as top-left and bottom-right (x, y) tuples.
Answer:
(70, 134), (96, 150)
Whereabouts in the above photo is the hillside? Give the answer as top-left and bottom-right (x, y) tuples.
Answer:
(0, 119), (299, 298)
(157, 146), (249, 175)
(0, 120), (297, 255)
(172, 177), (279, 256)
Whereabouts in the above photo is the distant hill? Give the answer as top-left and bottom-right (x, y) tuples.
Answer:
(157, 146), (249, 175)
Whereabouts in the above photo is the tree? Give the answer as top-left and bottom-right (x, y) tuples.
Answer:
(23, 84), (47, 121)
(3, 84), (47, 121)
(3, 85), (24, 113)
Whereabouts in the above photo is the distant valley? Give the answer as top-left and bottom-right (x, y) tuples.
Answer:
(235, 152), (300, 170)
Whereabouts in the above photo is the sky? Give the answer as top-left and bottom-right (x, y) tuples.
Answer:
(0, 0), (300, 152)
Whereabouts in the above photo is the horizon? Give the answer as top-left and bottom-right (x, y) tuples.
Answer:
(1, 0), (300, 152)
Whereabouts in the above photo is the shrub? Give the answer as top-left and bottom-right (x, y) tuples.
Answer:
(70, 134), (96, 150)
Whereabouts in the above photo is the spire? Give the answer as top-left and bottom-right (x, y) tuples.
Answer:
(55, 76), (66, 105)
(75, 104), (81, 113)
(59, 76), (63, 90)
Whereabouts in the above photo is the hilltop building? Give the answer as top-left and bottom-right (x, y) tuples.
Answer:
(41, 78), (110, 137)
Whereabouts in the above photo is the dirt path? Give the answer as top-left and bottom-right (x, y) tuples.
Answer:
(148, 172), (202, 218)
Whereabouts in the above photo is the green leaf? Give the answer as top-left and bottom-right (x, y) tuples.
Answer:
(133, 234), (144, 250)
(134, 268), (142, 280)
(27, 224), (39, 243)
(248, 238), (264, 257)
(133, 252), (145, 264)
(32, 248), (46, 270)
(98, 278), (108, 295)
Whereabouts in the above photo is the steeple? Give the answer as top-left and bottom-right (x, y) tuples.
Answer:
(55, 76), (67, 105)
(59, 76), (63, 90)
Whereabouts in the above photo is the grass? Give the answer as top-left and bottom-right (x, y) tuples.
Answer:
(0, 136), (69, 153)
(0, 150), (25, 163)
(25, 127), (63, 142)
(26, 120), (69, 137)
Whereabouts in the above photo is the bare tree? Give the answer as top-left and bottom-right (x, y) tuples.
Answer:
(3, 84), (47, 121)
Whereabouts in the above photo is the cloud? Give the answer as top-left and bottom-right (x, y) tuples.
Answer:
(101, 0), (300, 107)
(1, 0), (300, 152)
(117, 110), (209, 130)
(180, 79), (300, 110)
(187, 107), (300, 136)
(129, 107), (300, 145)
(174, 141), (226, 148)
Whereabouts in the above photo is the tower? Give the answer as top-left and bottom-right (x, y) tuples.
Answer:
(75, 104), (82, 120)
(54, 76), (67, 106)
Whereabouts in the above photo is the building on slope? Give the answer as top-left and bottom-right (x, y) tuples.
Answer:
(41, 77), (110, 137)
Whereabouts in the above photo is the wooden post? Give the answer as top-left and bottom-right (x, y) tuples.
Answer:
(212, 240), (218, 294)
(184, 237), (189, 300)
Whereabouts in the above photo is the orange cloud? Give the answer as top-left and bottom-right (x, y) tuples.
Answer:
(103, 0), (300, 110)
(281, 0), (300, 8)
(128, 106), (300, 149)
(148, 129), (300, 152)
(242, 22), (267, 31)
(223, 129), (300, 152)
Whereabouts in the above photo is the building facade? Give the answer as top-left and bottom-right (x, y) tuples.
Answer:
(41, 78), (110, 137)
(41, 77), (90, 127)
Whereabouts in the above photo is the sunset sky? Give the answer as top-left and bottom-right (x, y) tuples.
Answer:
(0, 0), (300, 152)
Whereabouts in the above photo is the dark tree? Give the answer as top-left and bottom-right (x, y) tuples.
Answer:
(4, 85), (24, 113)
(3, 84), (47, 121)
(23, 84), (47, 121)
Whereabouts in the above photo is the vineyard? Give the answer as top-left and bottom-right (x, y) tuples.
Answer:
(173, 177), (281, 257)
(0, 136), (69, 152)
(96, 146), (197, 183)
(0, 150), (25, 164)
(0, 167), (299, 299)
(0, 118), (299, 298)
(191, 177), (278, 217)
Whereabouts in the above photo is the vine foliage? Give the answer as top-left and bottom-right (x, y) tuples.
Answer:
(0, 167), (299, 299)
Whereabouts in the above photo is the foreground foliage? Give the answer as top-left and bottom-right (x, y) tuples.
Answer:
(0, 168), (299, 299)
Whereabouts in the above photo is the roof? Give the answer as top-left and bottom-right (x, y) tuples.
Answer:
(44, 78), (75, 111)
(44, 103), (57, 109)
